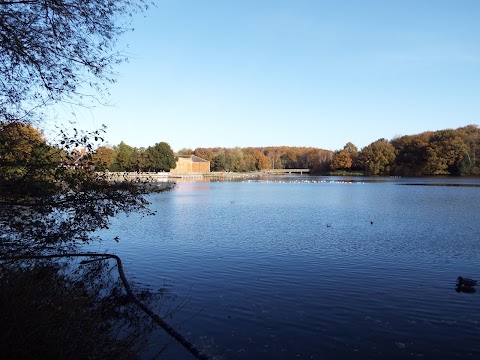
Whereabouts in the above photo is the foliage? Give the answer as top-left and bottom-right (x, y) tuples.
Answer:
(423, 130), (468, 175)
(0, 123), (159, 255)
(330, 150), (353, 171)
(0, 122), (57, 183)
(330, 143), (359, 172)
(0, 1), (200, 357)
(177, 148), (193, 155)
(91, 146), (117, 171)
(0, 123), (202, 358)
(224, 148), (245, 172)
(111, 141), (134, 172)
(198, 146), (332, 173)
(390, 125), (480, 176)
(212, 151), (227, 171)
(97, 125), (479, 177)
(253, 150), (271, 170)
(359, 138), (396, 175)
(194, 148), (215, 162)
(146, 142), (177, 172)
(457, 125), (480, 175)
(280, 150), (298, 169)
(391, 132), (431, 176)
(0, 0), (149, 123)
(130, 147), (150, 172)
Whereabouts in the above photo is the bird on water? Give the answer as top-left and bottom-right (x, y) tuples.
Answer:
(457, 276), (477, 287)
(456, 276), (477, 293)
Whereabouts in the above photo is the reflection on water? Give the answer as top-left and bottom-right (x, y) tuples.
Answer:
(401, 183), (480, 187)
(96, 176), (480, 359)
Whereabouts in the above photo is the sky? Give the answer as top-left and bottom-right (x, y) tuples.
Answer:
(64, 0), (480, 152)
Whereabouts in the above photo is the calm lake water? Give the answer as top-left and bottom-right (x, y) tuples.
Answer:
(96, 176), (480, 359)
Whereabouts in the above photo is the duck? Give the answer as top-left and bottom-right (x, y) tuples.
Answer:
(457, 276), (477, 287)
(456, 284), (476, 293)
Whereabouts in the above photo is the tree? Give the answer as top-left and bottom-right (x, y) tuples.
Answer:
(243, 149), (270, 171)
(0, 3), (207, 357)
(224, 148), (246, 172)
(177, 148), (193, 155)
(359, 139), (396, 175)
(112, 141), (134, 171)
(343, 142), (358, 154)
(146, 142), (177, 172)
(194, 148), (215, 162)
(254, 151), (270, 170)
(423, 130), (468, 175)
(0, 123), (155, 254)
(90, 146), (116, 171)
(0, 0), (148, 123)
(265, 149), (281, 169)
(280, 150), (298, 169)
(212, 152), (227, 171)
(330, 150), (352, 171)
(343, 142), (359, 169)
(456, 125), (480, 175)
(0, 122), (60, 198)
(130, 147), (149, 172)
(330, 142), (359, 172)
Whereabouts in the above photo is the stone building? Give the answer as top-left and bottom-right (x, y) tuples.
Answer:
(171, 155), (210, 173)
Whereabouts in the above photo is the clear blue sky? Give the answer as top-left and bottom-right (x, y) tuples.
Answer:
(69, 0), (480, 152)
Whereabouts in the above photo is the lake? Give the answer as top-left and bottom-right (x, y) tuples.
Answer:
(95, 176), (480, 359)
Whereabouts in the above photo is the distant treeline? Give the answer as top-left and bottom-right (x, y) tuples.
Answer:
(91, 141), (177, 172)
(94, 124), (480, 176)
(332, 124), (479, 176)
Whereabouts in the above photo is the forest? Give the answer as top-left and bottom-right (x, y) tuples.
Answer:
(93, 124), (480, 176)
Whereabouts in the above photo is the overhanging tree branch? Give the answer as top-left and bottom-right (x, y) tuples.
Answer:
(0, 0), (150, 123)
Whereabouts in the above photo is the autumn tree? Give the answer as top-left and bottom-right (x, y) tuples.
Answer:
(330, 143), (358, 173)
(359, 139), (396, 175)
(330, 150), (352, 171)
(280, 150), (298, 169)
(0, 122), (63, 201)
(90, 146), (116, 171)
(265, 149), (281, 169)
(177, 148), (193, 155)
(0, 2), (206, 357)
(423, 130), (468, 175)
(0, 124), (154, 253)
(457, 125), (480, 175)
(242, 149), (270, 171)
(0, 122), (52, 179)
(194, 148), (215, 162)
(146, 142), (176, 172)
(391, 132), (431, 176)
(0, 123), (185, 358)
(202, 146), (332, 172)
(254, 151), (270, 170)
(343, 142), (359, 169)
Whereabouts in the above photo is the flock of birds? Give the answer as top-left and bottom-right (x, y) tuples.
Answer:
(246, 179), (365, 184)
(456, 276), (477, 293)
